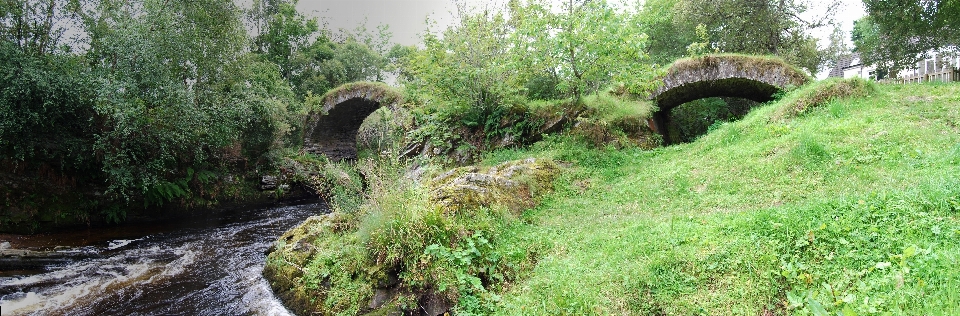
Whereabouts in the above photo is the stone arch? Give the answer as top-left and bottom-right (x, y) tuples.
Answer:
(303, 82), (403, 160)
(649, 55), (810, 143)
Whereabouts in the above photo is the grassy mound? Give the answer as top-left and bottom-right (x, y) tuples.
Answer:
(772, 77), (877, 121)
(264, 158), (561, 315)
(476, 82), (960, 315)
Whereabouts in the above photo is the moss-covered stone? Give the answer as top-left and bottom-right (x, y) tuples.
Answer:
(304, 82), (405, 161)
(430, 158), (560, 214)
(264, 158), (562, 315)
(649, 54), (811, 143)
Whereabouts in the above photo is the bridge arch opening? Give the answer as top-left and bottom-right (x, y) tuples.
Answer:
(303, 83), (402, 161)
(649, 55), (810, 144)
(665, 97), (760, 143)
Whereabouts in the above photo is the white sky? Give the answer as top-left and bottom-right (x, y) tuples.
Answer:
(300, 0), (865, 77)
(299, 0), (865, 47)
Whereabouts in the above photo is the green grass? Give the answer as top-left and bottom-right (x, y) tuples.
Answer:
(479, 82), (960, 315)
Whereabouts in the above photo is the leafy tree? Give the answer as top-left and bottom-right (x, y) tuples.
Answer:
(672, 0), (836, 73)
(822, 25), (850, 70)
(857, 0), (960, 72)
(508, 0), (655, 99)
(0, 41), (98, 174)
(636, 0), (698, 65)
(385, 43), (417, 82)
(0, 0), (95, 171)
(247, 2), (391, 99)
(247, 0), (318, 80)
(288, 37), (388, 98)
(77, 0), (275, 204)
(0, 0), (77, 55)
(404, 4), (517, 114)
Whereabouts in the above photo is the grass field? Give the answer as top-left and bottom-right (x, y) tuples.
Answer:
(479, 82), (960, 315)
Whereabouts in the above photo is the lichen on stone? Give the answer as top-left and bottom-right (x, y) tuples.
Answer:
(430, 158), (560, 214)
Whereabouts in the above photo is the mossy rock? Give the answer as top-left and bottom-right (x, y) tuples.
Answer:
(263, 215), (330, 315)
(430, 158), (560, 213)
(265, 158), (563, 315)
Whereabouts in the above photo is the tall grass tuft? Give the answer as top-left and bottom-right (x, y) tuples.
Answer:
(772, 78), (876, 121)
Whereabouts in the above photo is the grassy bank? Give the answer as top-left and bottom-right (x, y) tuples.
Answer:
(267, 81), (960, 315)
(479, 82), (960, 314)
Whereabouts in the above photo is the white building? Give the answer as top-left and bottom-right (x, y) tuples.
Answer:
(829, 52), (960, 82)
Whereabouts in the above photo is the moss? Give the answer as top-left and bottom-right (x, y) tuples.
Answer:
(319, 82), (404, 112)
(430, 158), (560, 214)
(667, 54), (812, 83)
(653, 54), (812, 113)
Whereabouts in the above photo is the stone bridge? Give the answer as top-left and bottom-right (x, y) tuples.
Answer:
(304, 56), (810, 160)
(649, 55), (810, 143)
(303, 82), (402, 160)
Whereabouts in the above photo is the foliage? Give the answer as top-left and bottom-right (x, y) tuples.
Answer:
(1, 0), (355, 227)
(0, 41), (97, 172)
(636, 0), (697, 65)
(669, 97), (757, 143)
(403, 3), (517, 117)
(822, 26), (851, 71)
(247, 0), (318, 80)
(0, 0), (78, 55)
(265, 158), (560, 314)
(858, 0), (960, 72)
(670, 0), (836, 74)
(81, 0), (251, 205)
(508, 0), (657, 98)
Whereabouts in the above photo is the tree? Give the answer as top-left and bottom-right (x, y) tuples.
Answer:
(247, 0), (318, 80)
(0, 0), (77, 55)
(636, 0), (698, 65)
(509, 0), (655, 99)
(404, 3), (517, 114)
(78, 0), (278, 204)
(858, 0), (960, 72)
(671, 0), (837, 73)
(822, 25), (850, 70)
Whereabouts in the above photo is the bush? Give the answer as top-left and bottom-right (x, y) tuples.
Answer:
(0, 42), (99, 175)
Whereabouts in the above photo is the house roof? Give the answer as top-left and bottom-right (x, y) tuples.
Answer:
(828, 53), (861, 78)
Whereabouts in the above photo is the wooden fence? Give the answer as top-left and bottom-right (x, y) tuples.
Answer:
(893, 68), (960, 84)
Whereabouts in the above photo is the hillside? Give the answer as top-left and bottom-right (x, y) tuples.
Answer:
(478, 82), (960, 314)
(264, 81), (960, 315)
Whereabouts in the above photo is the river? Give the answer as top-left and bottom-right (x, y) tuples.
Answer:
(0, 201), (327, 315)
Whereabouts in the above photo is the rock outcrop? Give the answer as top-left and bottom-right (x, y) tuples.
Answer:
(263, 158), (561, 316)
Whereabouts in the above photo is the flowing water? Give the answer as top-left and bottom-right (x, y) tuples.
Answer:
(0, 201), (327, 315)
